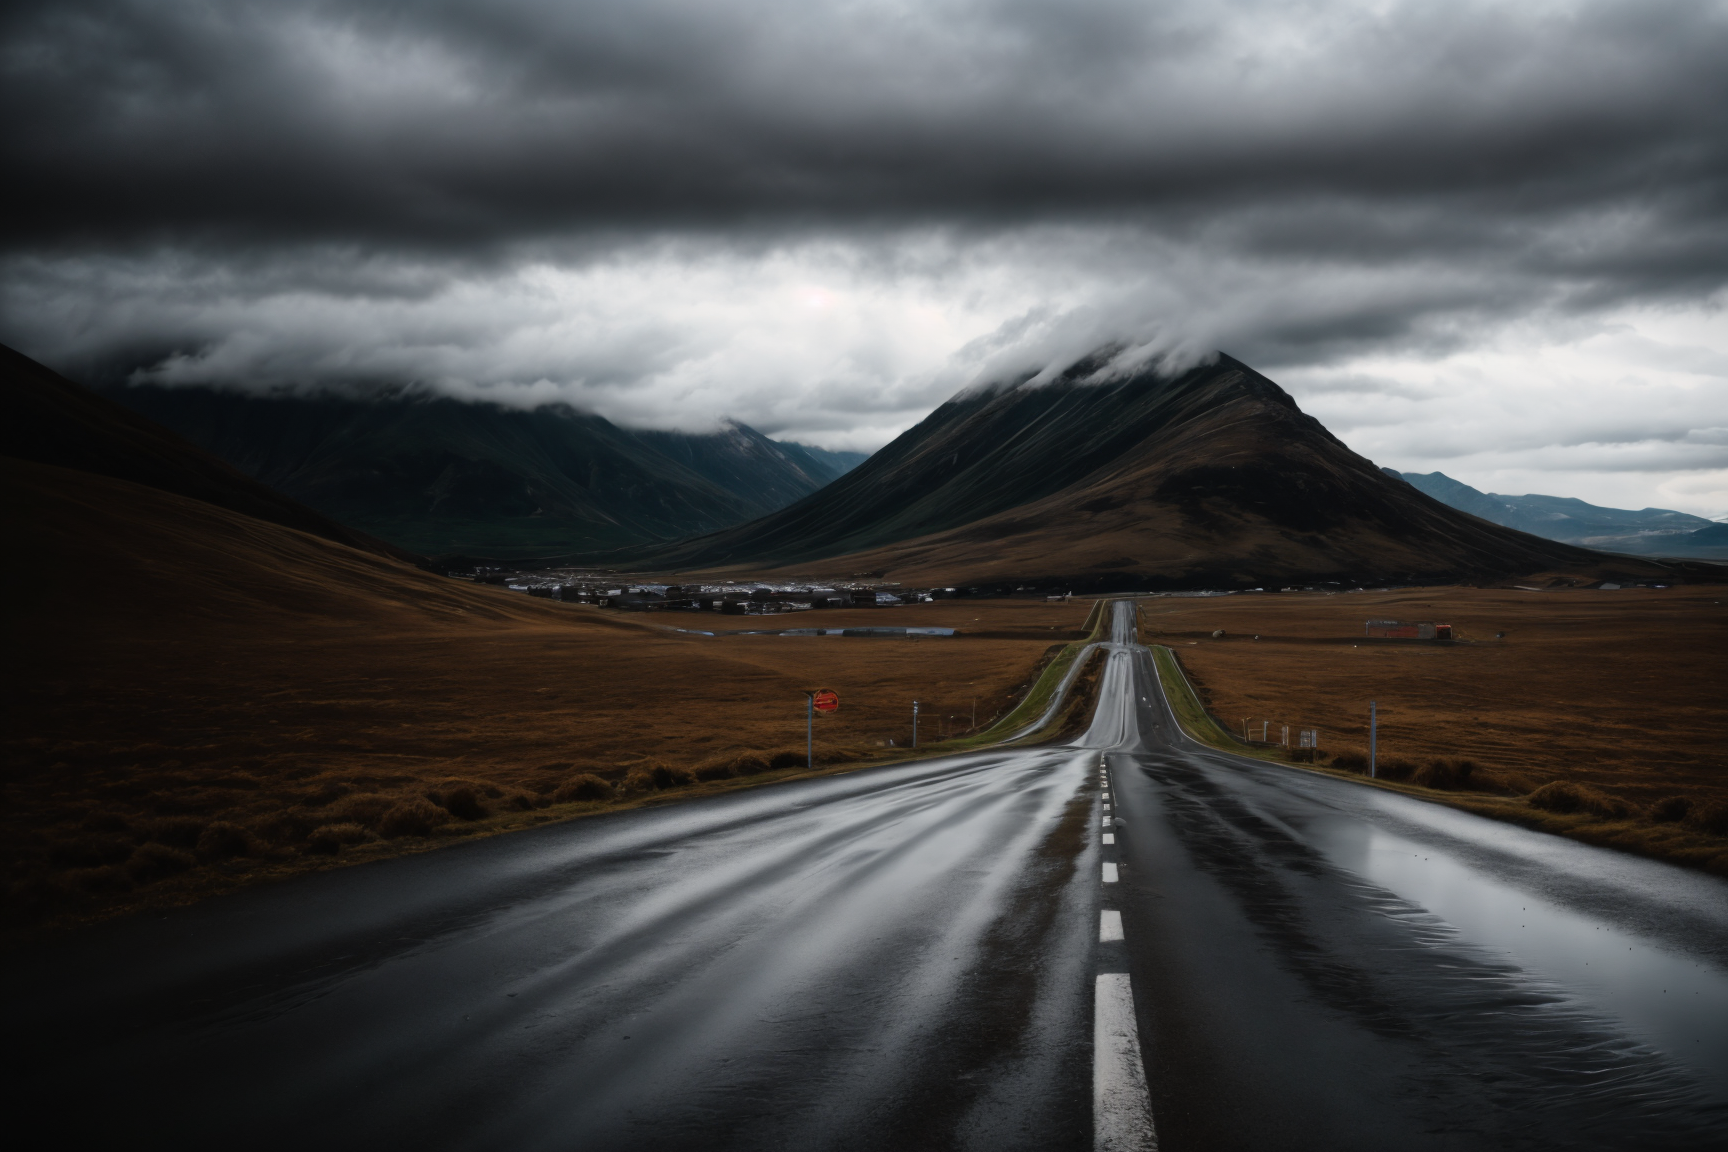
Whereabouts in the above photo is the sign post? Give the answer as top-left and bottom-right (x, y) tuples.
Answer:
(912, 700), (920, 749)
(1369, 700), (1378, 779)
(804, 689), (839, 770)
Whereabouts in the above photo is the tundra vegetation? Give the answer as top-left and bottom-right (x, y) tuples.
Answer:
(2, 491), (1093, 934)
(1141, 586), (1728, 874)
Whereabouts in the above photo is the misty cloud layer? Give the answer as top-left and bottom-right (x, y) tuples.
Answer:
(3, 0), (1725, 512)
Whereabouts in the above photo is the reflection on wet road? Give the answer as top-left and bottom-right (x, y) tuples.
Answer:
(1324, 809), (1728, 1072)
(8, 734), (1102, 1150)
(6, 600), (1726, 1151)
(1105, 600), (1728, 1150)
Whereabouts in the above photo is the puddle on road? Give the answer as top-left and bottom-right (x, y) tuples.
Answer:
(1316, 821), (1728, 1087)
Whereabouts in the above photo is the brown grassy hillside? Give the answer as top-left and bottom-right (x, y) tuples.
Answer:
(3, 456), (1085, 929)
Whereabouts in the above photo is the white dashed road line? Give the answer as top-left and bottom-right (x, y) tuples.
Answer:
(1094, 974), (1157, 1151)
(1094, 759), (1155, 1150)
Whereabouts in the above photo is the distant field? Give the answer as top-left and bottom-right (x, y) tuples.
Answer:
(1139, 585), (1728, 873)
(3, 463), (1090, 931)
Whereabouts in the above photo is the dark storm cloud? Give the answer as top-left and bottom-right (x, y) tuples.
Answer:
(2, 0), (1725, 514)
(5, 0), (1726, 266)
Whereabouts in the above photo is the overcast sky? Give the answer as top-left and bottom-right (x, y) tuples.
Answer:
(3, 0), (1725, 515)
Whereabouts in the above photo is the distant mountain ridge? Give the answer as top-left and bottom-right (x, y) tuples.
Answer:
(98, 384), (860, 559)
(615, 353), (1669, 587)
(782, 443), (869, 479)
(1388, 470), (1724, 556)
(0, 344), (419, 565)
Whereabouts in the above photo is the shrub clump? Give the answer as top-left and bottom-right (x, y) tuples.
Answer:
(1412, 759), (1478, 790)
(1324, 750), (1419, 780)
(623, 761), (694, 792)
(1329, 750), (1368, 773)
(306, 822), (373, 855)
(1374, 758), (1419, 782)
(252, 810), (322, 845)
(1649, 796), (1692, 824)
(728, 753), (771, 776)
(329, 793), (396, 829)
(378, 798), (451, 838)
(195, 821), (253, 862)
(1686, 799), (1728, 837)
(301, 782), (354, 808)
(1526, 780), (1634, 819)
(126, 842), (196, 882)
(442, 786), (486, 821)
(692, 759), (734, 782)
(552, 774), (614, 803)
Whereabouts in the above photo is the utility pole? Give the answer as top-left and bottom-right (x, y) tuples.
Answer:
(913, 700), (920, 749)
(1369, 700), (1377, 779)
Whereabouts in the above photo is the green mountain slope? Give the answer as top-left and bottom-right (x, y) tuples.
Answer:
(101, 385), (844, 558)
(0, 344), (419, 565)
(1392, 470), (1722, 555)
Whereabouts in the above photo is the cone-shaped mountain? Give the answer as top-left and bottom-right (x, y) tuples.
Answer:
(631, 354), (1644, 587)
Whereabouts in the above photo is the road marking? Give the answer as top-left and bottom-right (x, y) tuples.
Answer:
(1094, 973), (1157, 1151)
(1102, 863), (1119, 883)
(1103, 833), (1115, 844)
(1100, 910), (1124, 942)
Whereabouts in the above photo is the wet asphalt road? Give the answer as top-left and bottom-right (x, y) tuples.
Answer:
(8, 601), (1728, 1150)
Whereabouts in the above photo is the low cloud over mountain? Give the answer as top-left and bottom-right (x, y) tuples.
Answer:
(3, 1), (1725, 508)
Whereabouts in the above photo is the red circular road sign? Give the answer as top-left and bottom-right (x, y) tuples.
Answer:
(812, 689), (840, 713)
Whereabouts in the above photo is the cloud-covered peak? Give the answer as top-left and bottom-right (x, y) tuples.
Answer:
(2, 0), (1724, 511)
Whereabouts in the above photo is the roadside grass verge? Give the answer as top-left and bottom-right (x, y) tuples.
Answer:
(1148, 641), (1728, 876)
(6, 603), (1113, 938)
(936, 598), (1110, 751)
(1148, 645), (1285, 763)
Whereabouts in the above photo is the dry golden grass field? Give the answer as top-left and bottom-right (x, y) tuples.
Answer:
(1139, 584), (1728, 873)
(3, 458), (1098, 929)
